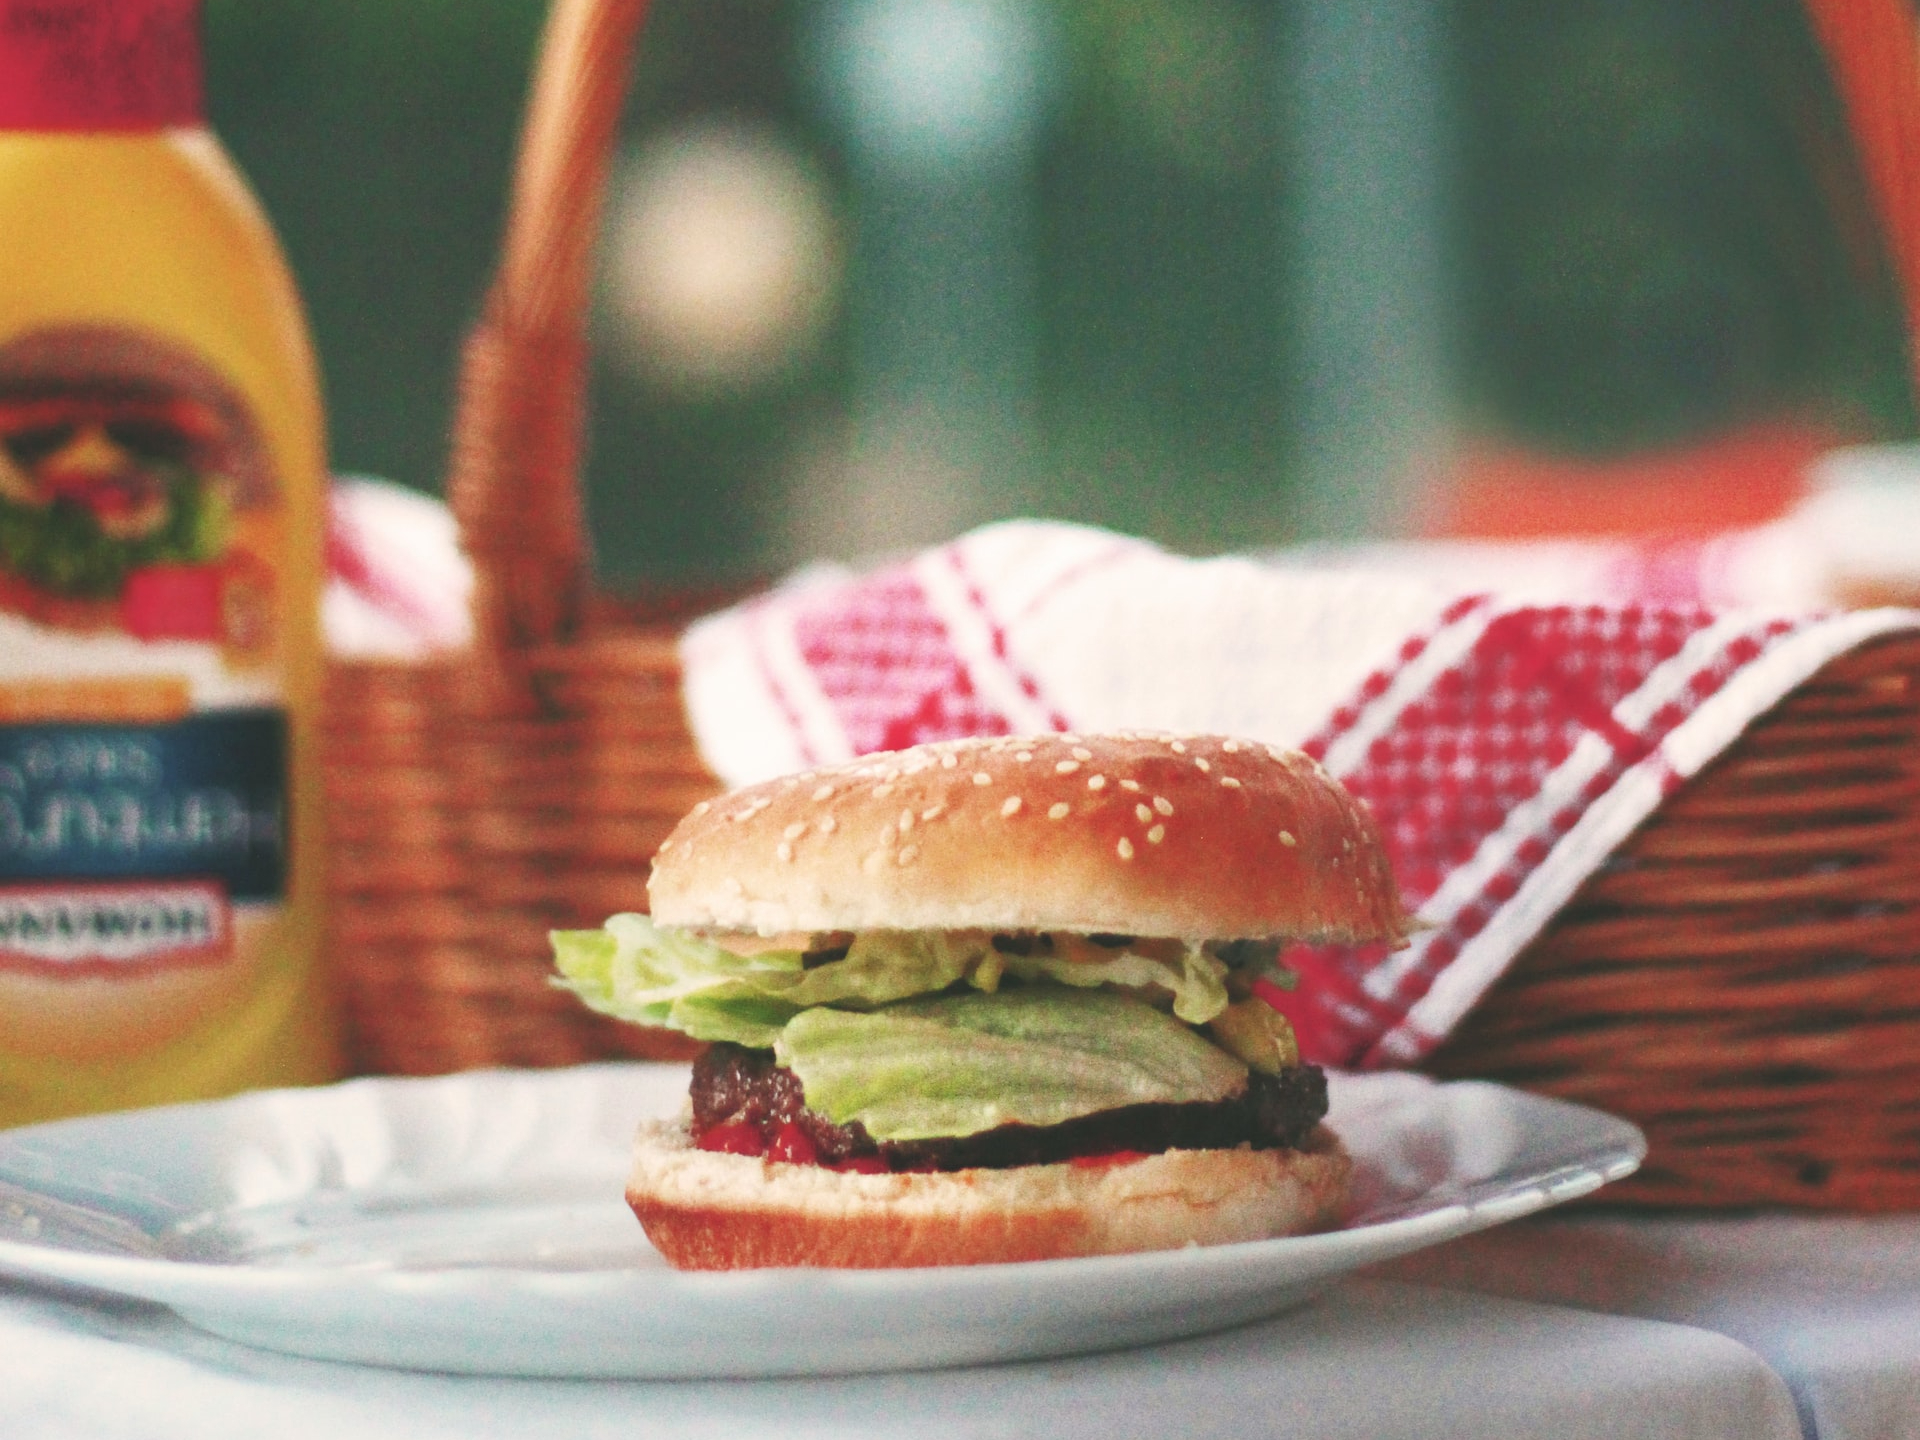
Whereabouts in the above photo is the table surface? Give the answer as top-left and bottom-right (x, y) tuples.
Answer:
(0, 1265), (1810, 1440)
(1372, 1214), (1920, 1440)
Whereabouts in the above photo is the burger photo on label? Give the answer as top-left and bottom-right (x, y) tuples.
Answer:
(551, 732), (1412, 1271)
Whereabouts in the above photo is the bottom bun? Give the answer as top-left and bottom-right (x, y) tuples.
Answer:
(627, 1120), (1353, 1270)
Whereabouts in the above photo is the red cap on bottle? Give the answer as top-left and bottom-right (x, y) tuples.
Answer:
(0, 0), (203, 130)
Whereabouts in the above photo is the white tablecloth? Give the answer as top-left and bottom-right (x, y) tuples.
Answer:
(0, 1276), (1799, 1440)
(1373, 1217), (1920, 1440)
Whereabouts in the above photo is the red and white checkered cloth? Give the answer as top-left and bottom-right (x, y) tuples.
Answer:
(681, 519), (1920, 1069)
(324, 475), (473, 658)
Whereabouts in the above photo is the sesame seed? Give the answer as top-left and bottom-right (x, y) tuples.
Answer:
(1088, 774), (1107, 791)
(880, 825), (897, 847)
(898, 845), (920, 865)
(1119, 778), (1141, 792)
(1016, 751), (1033, 763)
(1223, 739), (1242, 753)
(1194, 757), (1212, 773)
(812, 784), (835, 802)
(783, 821), (807, 840)
(776, 842), (794, 863)
(874, 784), (894, 799)
(973, 772), (993, 786)
(921, 803), (945, 821)
(1153, 796), (1174, 816)
(1048, 802), (1071, 820)
(1072, 746), (1093, 761)
(1056, 759), (1081, 775)
(1220, 776), (1241, 788)
(1170, 740), (1187, 754)
(1117, 837), (1135, 860)
(692, 801), (711, 816)
(1060, 732), (1081, 743)
(1279, 830), (1297, 846)
(1001, 795), (1023, 817)
(656, 839), (673, 853)
(819, 814), (837, 834)
(1136, 803), (1153, 823)
(1147, 824), (1166, 844)
(941, 754), (958, 769)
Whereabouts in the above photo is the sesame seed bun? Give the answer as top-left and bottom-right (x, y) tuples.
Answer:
(648, 733), (1409, 944)
(627, 1118), (1353, 1269)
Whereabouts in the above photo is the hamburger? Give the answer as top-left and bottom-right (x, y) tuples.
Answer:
(552, 732), (1410, 1269)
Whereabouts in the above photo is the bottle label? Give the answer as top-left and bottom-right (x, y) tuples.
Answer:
(0, 712), (288, 897)
(0, 879), (229, 977)
(0, 323), (286, 1059)
(0, 0), (203, 131)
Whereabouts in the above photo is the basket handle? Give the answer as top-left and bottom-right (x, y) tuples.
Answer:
(446, 0), (652, 654)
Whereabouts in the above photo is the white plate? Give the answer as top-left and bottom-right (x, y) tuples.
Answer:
(0, 1064), (1642, 1378)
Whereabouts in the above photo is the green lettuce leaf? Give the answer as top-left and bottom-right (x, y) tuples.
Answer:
(774, 986), (1248, 1141)
(1000, 944), (1228, 1024)
(550, 915), (1234, 1042)
(662, 988), (803, 1047)
(550, 916), (990, 1039)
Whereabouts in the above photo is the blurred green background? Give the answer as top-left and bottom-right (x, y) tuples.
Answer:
(204, 0), (1917, 586)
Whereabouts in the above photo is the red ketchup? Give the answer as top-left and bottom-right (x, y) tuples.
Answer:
(766, 1123), (819, 1165)
(699, 1120), (893, 1172)
(1069, 1150), (1150, 1169)
(695, 1121), (765, 1157)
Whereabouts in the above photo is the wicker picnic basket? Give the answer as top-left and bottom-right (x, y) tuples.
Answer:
(323, 0), (1920, 1209)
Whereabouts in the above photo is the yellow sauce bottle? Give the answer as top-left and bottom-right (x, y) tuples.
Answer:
(0, 0), (336, 1123)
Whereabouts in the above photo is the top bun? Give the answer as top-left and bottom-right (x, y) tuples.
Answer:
(649, 733), (1409, 944)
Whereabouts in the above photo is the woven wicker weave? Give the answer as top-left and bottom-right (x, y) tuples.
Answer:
(326, 605), (715, 1074)
(1428, 633), (1920, 1210)
(323, 0), (1920, 1208)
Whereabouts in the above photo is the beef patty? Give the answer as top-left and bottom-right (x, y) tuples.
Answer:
(690, 1041), (1330, 1172)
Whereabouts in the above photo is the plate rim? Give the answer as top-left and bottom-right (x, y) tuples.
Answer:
(0, 1065), (1647, 1376)
(0, 1063), (1646, 1299)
